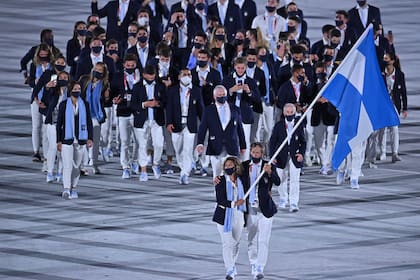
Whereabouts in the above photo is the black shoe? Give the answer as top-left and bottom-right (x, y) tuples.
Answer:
(32, 152), (42, 162)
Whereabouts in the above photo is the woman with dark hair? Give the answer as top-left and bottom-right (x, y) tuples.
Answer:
(378, 52), (407, 163)
(43, 71), (71, 183)
(66, 21), (88, 79)
(80, 62), (109, 173)
(213, 156), (246, 280)
(56, 81), (93, 199)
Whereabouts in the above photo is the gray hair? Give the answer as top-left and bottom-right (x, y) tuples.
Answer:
(213, 85), (227, 97)
(283, 103), (297, 115)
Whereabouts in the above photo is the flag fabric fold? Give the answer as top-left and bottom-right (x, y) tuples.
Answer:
(322, 24), (400, 169)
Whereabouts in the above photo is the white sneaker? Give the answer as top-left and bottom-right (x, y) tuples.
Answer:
(131, 162), (140, 175)
(42, 160), (48, 173)
(62, 190), (71, 200)
(350, 179), (360, 189)
(139, 172), (148, 182)
(56, 173), (63, 183)
(70, 190), (78, 199)
(46, 173), (54, 183)
(152, 165), (161, 179)
(122, 169), (131, 179)
(336, 171), (345, 185)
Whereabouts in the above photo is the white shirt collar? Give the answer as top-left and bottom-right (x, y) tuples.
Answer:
(196, 65), (210, 73)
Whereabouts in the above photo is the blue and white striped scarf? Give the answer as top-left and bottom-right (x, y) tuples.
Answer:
(224, 177), (247, 232)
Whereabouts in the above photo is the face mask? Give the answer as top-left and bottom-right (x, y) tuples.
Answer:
(316, 72), (327, 80)
(251, 156), (261, 164)
(71, 91), (81, 98)
(197, 60), (208, 68)
(215, 34), (225, 41)
(259, 55), (267, 63)
(108, 49), (118, 56)
(44, 38), (54, 46)
(224, 167), (236, 175)
(180, 76), (192, 85)
(297, 75), (305, 82)
(216, 96), (227, 104)
(323, 54), (333, 62)
(77, 29), (87, 36)
(125, 68), (135, 74)
(55, 64), (65, 72)
(287, 26), (296, 33)
(383, 60), (390, 66)
(159, 61), (169, 68)
(247, 61), (256, 68)
(286, 114), (295, 122)
(265, 6), (276, 13)
(39, 56), (50, 63)
(335, 20), (344, 27)
(196, 2), (206, 11)
(138, 36), (148, 43)
(92, 46), (102, 54)
(357, 1), (367, 7)
(176, 19), (185, 27)
(145, 78), (155, 85)
(194, 42), (203, 49)
(330, 42), (339, 49)
(57, 79), (68, 87)
(93, 70), (104, 80)
(234, 38), (244, 46)
(137, 17), (149, 26)
(128, 32), (137, 38)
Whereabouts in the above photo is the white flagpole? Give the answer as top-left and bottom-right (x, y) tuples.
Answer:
(243, 24), (373, 200)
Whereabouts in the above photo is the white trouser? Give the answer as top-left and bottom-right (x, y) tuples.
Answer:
(210, 150), (230, 179)
(163, 127), (175, 157)
(276, 157), (301, 205)
(134, 120), (163, 167)
(366, 130), (379, 162)
(101, 107), (113, 150)
(313, 124), (335, 169)
(118, 116), (138, 169)
(46, 124), (62, 174)
(197, 130), (210, 168)
(246, 206), (273, 269)
(378, 126), (399, 156)
(304, 109), (314, 160)
(350, 141), (366, 181)
(260, 103), (274, 144)
(41, 115), (49, 159)
(171, 126), (195, 176)
(31, 102), (42, 154)
(241, 123), (251, 161)
(217, 208), (244, 272)
(88, 118), (101, 165)
(61, 143), (85, 189)
(250, 112), (261, 144)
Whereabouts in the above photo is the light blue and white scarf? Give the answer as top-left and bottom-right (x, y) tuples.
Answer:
(65, 98), (88, 141)
(224, 177), (247, 232)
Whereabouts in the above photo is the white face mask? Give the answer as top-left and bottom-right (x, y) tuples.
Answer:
(137, 17), (149, 27)
(180, 76), (192, 86)
(159, 60), (169, 69)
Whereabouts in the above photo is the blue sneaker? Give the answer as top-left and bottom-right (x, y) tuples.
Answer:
(255, 266), (264, 279)
(56, 173), (63, 183)
(70, 190), (78, 199)
(122, 169), (131, 179)
(46, 173), (54, 183)
(131, 162), (140, 175)
(225, 266), (237, 280)
(139, 172), (148, 182)
(336, 171), (345, 185)
(350, 179), (360, 189)
(152, 165), (161, 179)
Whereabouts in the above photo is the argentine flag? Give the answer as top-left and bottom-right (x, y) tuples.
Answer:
(322, 24), (400, 169)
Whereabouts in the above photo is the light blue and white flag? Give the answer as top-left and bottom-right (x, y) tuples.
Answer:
(322, 24), (400, 169)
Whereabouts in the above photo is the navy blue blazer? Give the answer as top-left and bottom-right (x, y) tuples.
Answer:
(276, 79), (312, 113)
(91, 0), (140, 42)
(44, 88), (68, 125)
(348, 4), (382, 38)
(384, 67), (407, 114)
(222, 75), (261, 124)
(208, 1), (243, 42)
(165, 85), (204, 133)
(75, 55), (116, 82)
(191, 67), (222, 107)
(241, 160), (280, 218)
(126, 44), (156, 74)
(32, 69), (57, 114)
(197, 103), (246, 156)
(212, 175), (246, 226)
(311, 82), (338, 126)
(56, 98), (93, 146)
(269, 117), (306, 169)
(239, 0), (257, 31)
(129, 80), (166, 128)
